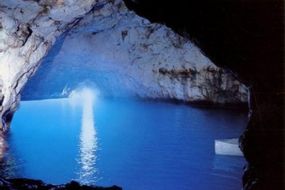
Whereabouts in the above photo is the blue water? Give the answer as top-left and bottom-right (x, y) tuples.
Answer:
(4, 95), (247, 190)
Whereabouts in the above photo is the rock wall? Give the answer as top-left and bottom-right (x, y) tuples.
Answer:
(0, 0), (97, 127)
(22, 0), (248, 104)
(0, 0), (248, 128)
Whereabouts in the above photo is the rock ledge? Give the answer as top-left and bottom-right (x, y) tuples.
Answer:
(0, 178), (122, 190)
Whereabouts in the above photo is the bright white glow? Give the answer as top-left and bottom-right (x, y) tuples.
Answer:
(71, 87), (99, 184)
(68, 87), (100, 106)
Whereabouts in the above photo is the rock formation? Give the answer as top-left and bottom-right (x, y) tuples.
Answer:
(4, 0), (279, 190)
(0, 0), (97, 128)
(0, 178), (122, 190)
(0, 0), (248, 128)
(21, 0), (247, 105)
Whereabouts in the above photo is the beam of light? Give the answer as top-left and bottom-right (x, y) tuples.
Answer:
(70, 87), (99, 184)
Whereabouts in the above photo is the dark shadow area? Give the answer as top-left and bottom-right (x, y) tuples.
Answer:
(123, 0), (284, 88)
(123, 0), (284, 189)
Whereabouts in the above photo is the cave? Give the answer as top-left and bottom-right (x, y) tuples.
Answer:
(0, 0), (283, 190)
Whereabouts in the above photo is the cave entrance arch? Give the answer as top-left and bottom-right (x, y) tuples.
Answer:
(21, 3), (248, 105)
(18, 2), (249, 189)
(2, 0), (252, 189)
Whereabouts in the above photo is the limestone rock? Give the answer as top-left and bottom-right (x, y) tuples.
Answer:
(0, 0), (248, 126)
(0, 0), (97, 123)
(24, 0), (247, 104)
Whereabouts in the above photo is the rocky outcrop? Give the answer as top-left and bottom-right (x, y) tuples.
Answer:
(239, 90), (284, 190)
(22, 0), (248, 105)
(0, 178), (122, 190)
(0, 0), (98, 128)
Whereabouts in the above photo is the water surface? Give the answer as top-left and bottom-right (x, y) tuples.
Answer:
(4, 96), (247, 190)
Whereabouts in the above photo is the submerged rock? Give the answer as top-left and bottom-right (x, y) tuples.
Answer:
(0, 178), (122, 190)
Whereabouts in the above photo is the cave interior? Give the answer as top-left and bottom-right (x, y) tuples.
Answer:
(0, 0), (284, 190)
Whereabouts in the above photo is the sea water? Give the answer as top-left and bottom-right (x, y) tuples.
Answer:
(2, 91), (247, 190)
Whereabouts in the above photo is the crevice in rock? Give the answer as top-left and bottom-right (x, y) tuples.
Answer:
(16, 24), (32, 47)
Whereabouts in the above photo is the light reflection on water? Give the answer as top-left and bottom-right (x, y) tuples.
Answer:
(77, 88), (98, 184)
(6, 90), (248, 190)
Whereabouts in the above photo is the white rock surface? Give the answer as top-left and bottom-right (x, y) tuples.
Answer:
(0, 0), (248, 127)
(31, 0), (247, 102)
(0, 0), (96, 126)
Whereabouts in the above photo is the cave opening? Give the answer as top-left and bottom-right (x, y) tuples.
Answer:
(0, 0), (283, 190)
(2, 1), (249, 190)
